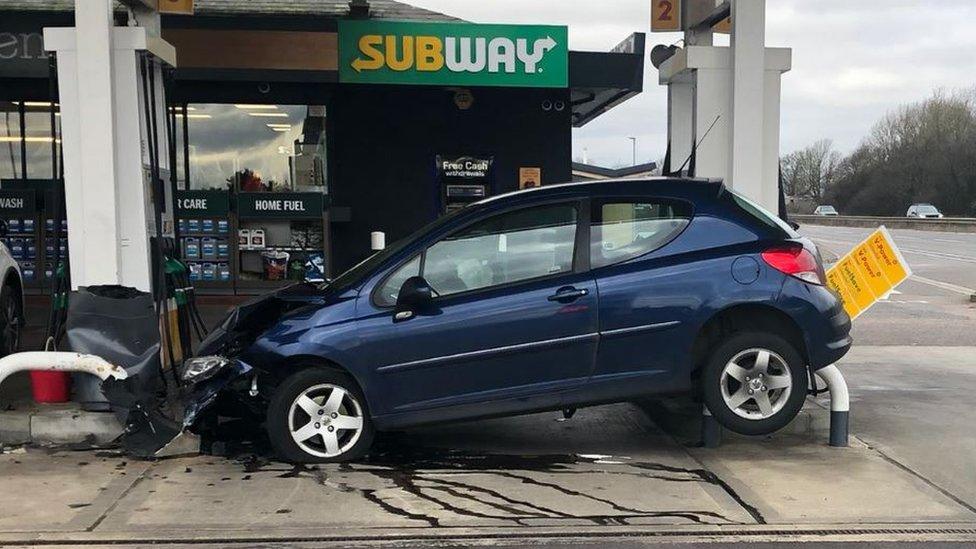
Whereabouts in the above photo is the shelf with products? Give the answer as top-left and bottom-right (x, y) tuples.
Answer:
(174, 190), (236, 287)
(236, 192), (327, 290)
(0, 188), (68, 292)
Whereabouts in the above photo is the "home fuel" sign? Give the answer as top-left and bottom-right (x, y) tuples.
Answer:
(237, 192), (324, 219)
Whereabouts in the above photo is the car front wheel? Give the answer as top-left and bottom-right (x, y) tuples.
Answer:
(701, 332), (807, 436)
(266, 368), (374, 463)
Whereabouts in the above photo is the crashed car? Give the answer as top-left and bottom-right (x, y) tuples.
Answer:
(184, 178), (852, 463)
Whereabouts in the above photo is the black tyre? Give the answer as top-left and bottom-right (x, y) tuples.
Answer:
(266, 367), (374, 463)
(0, 283), (22, 357)
(701, 331), (806, 436)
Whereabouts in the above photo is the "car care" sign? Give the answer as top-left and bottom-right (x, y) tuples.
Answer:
(338, 21), (568, 88)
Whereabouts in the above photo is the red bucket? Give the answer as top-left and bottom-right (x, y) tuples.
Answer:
(30, 371), (71, 404)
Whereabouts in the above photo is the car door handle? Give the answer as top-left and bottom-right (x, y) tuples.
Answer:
(548, 287), (588, 302)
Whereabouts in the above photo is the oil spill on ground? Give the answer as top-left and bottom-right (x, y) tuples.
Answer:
(220, 437), (753, 528)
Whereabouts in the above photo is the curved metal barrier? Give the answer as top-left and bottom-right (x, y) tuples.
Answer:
(793, 214), (976, 233)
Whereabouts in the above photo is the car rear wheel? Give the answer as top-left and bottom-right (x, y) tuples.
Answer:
(266, 368), (374, 463)
(701, 332), (807, 436)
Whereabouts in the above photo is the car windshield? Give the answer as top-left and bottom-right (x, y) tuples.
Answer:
(917, 205), (939, 214)
(323, 206), (472, 293)
(819, 206), (837, 213)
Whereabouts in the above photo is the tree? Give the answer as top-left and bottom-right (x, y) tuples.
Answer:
(780, 139), (842, 204)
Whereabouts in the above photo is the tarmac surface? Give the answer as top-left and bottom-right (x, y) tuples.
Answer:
(1, 224), (974, 547)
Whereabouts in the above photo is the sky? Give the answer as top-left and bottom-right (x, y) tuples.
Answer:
(407, 0), (976, 168)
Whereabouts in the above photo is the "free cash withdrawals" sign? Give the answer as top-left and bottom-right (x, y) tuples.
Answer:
(825, 226), (912, 320)
(338, 21), (568, 88)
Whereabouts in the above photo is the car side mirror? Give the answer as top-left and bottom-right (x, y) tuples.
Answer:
(789, 221), (800, 231)
(395, 276), (434, 317)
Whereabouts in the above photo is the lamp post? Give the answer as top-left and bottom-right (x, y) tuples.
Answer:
(628, 136), (637, 166)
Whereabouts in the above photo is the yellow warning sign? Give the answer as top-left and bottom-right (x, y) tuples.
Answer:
(825, 226), (911, 320)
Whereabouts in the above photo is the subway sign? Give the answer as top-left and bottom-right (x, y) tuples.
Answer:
(338, 21), (568, 88)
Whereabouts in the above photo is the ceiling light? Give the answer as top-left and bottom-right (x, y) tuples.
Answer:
(235, 104), (278, 110)
(0, 136), (60, 143)
(248, 112), (288, 118)
(271, 128), (289, 132)
(175, 114), (212, 119)
(266, 123), (292, 129)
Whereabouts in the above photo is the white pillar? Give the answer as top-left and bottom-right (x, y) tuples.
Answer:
(729, 0), (768, 208)
(657, 0), (790, 212)
(44, 0), (175, 292)
(666, 79), (694, 172)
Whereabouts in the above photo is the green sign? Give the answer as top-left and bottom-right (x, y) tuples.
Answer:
(175, 190), (230, 216)
(237, 192), (324, 219)
(338, 20), (568, 88)
(0, 189), (36, 215)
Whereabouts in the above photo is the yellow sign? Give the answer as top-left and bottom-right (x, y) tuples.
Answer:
(519, 167), (542, 189)
(652, 0), (682, 32)
(713, 16), (732, 33)
(825, 226), (911, 320)
(158, 0), (193, 15)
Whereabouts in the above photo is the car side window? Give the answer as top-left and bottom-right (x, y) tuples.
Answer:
(422, 203), (578, 297)
(374, 255), (421, 307)
(591, 200), (692, 268)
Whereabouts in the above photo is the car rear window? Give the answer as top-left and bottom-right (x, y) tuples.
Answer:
(731, 191), (799, 238)
(591, 200), (692, 268)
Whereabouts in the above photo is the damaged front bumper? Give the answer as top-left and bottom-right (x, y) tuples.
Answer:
(182, 358), (255, 431)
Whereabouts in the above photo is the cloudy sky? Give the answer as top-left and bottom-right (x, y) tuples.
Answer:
(409, 0), (976, 167)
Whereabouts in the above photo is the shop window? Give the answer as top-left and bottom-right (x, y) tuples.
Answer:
(174, 103), (327, 194)
(0, 101), (60, 181)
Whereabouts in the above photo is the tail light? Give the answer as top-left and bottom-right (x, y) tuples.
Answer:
(761, 245), (825, 285)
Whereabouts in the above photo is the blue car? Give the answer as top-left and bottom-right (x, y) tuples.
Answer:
(183, 178), (852, 462)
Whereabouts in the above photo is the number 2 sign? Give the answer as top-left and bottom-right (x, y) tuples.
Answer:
(652, 0), (682, 32)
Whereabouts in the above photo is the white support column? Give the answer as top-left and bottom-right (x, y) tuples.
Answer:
(44, 0), (176, 292)
(60, 0), (121, 288)
(729, 0), (767, 208)
(666, 78), (695, 171)
(658, 0), (790, 212)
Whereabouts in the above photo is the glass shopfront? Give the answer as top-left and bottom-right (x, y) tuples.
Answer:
(172, 102), (330, 293)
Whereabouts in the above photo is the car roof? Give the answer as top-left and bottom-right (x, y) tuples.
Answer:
(477, 177), (726, 206)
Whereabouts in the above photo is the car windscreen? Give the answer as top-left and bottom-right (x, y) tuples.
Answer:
(821, 206), (837, 214)
(730, 191), (799, 238)
(917, 205), (939, 214)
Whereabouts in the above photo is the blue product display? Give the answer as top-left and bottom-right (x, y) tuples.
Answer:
(201, 262), (216, 281)
(188, 263), (202, 281)
(45, 218), (53, 232)
(178, 219), (188, 234)
(187, 219), (201, 233)
(26, 242), (36, 259)
(304, 252), (326, 282)
(217, 240), (230, 259)
(202, 219), (215, 233)
(217, 262), (231, 281)
(183, 237), (200, 260)
(8, 219), (21, 233)
(21, 262), (35, 281)
(201, 237), (217, 260)
(217, 219), (229, 233)
(22, 218), (34, 232)
(9, 238), (23, 259)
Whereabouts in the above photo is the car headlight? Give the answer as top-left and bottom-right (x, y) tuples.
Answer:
(180, 356), (233, 384)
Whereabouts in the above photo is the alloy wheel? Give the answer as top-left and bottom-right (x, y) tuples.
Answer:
(719, 347), (793, 420)
(287, 383), (365, 459)
(0, 292), (20, 355)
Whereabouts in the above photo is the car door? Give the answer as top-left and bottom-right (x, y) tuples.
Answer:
(356, 200), (598, 418)
(586, 197), (695, 395)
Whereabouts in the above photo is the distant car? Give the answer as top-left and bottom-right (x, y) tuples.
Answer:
(183, 178), (852, 463)
(813, 205), (839, 216)
(0, 221), (24, 357)
(906, 203), (944, 219)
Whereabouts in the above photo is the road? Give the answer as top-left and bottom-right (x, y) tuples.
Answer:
(799, 224), (976, 346)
